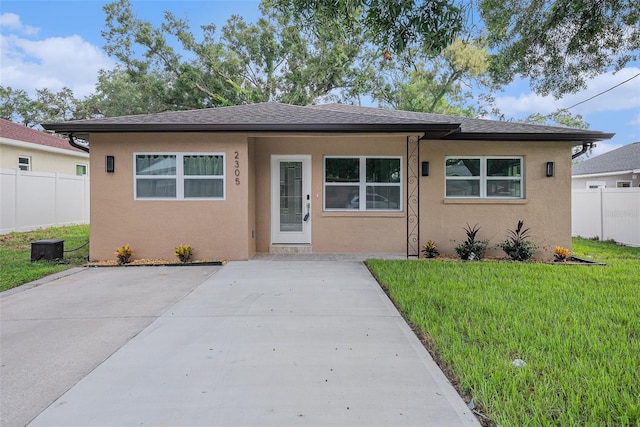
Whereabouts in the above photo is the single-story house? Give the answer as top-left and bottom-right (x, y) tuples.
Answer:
(572, 141), (640, 189)
(42, 103), (614, 261)
(1, 118), (89, 175)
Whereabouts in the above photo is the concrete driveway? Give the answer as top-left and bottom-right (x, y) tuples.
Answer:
(1, 260), (479, 427)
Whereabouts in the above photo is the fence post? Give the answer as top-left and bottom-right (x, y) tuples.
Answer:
(599, 187), (604, 241)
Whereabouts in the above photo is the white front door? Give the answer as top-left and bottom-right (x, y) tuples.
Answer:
(271, 155), (312, 244)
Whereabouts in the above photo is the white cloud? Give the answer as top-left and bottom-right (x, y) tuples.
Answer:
(0, 30), (115, 98)
(0, 12), (39, 35)
(494, 67), (640, 118)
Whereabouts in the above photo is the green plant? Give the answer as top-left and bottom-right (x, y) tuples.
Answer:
(174, 243), (193, 263)
(115, 244), (133, 265)
(554, 246), (571, 262)
(366, 239), (640, 426)
(421, 240), (439, 258)
(498, 220), (538, 261)
(0, 225), (90, 292)
(455, 223), (489, 260)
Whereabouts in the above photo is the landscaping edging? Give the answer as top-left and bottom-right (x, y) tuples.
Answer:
(85, 260), (226, 267)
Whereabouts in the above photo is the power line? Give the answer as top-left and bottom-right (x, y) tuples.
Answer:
(552, 72), (640, 116)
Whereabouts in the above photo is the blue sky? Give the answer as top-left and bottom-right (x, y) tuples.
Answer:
(1, 0), (638, 156)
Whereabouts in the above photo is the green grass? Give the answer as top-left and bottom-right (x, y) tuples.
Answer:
(367, 238), (640, 427)
(0, 224), (89, 292)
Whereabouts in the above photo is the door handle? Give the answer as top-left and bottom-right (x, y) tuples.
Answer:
(303, 202), (310, 222)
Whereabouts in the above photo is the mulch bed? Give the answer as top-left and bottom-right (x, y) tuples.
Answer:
(85, 259), (226, 267)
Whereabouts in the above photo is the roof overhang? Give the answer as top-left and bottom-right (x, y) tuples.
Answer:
(572, 170), (640, 178)
(0, 136), (90, 158)
(441, 132), (615, 143)
(42, 122), (463, 143)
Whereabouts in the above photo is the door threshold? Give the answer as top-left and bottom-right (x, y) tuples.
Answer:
(270, 244), (312, 254)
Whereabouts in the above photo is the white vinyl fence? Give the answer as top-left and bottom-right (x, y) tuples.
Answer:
(0, 169), (89, 234)
(572, 188), (640, 247)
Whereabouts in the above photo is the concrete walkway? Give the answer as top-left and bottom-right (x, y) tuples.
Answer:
(2, 260), (479, 427)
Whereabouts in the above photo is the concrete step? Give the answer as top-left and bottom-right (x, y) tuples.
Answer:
(269, 245), (312, 254)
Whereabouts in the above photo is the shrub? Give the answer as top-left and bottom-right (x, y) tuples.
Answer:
(422, 240), (439, 258)
(174, 243), (193, 263)
(455, 224), (489, 260)
(498, 220), (538, 261)
(115, 244), (133, 265)
(554, 246), (571, 262)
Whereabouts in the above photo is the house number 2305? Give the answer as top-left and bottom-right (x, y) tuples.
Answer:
(234, 151), (240, 185)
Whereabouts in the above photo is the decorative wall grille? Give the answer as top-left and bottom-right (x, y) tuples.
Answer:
(406, 136), (420, 257)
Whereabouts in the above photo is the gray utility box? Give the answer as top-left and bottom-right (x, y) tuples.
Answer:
(31, 239), (64, 262)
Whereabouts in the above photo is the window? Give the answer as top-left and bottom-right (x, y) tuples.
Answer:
(18, 156), (30, 171)
(616, 181), (631, 188)
(76, 164), (88, 176)
(324, 156), (401, 211)
(587, 181), (606, 189)
(445, 156), (523, 198)
(134, 153), (225, 200)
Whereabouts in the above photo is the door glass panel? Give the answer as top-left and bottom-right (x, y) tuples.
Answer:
(280, 161), (303, 232)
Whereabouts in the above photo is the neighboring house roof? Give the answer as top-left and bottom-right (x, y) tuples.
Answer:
(42, 102), (614, 144)
(0, 118), (88, 154)
(572, 142), (640, 176)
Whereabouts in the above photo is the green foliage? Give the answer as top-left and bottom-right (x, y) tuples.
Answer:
(421, 240), (439, 258)
(367, 239), (640, 426)
(174, 243), (193, 263)
(455, 223), (489, 260)
(0, 86), (90, 126)
(498, 220), (538, 261)
(481, 0), (640, 97)
(265, 0), (463, 58)
(521, 110), (590, 129)
(95, 0), (365, 114)
(0, 225), (90, 292)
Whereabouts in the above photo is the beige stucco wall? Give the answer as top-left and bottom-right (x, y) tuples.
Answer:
(88, 133), (252, 262)
(0, 143), (89, 175)
(87, 131), (575, 262)
(419, 140), (575, 260)
(253, 135), (409, 254)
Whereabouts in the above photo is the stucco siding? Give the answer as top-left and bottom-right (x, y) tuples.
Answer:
(0, 144), (88, 175)
(419, 140), (575, 260)
(88, 132), (576, 261)
(254, 135), (408, 254)
(88, 133), (251, 261)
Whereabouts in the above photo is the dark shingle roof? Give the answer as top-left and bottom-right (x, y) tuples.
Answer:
(0, 118), (86, 153)
(572, 142), (640, 175)
(42, 102), (614, 144)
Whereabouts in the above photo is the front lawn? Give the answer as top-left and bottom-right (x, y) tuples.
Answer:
(0, 225), (89, 292)
(367, 238), (640, 426)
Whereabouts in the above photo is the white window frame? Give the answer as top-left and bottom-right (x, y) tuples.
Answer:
(616, 181), (631, 188)
(587, 181), (606, 189)
(445, 156), (524, 199)
(323, 155), (402, 211)
(76, 163), (88, 176)
(134, 152), (225, 200)
(18, 156), (31, 171)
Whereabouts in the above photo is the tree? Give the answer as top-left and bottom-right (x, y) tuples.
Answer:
(270, 0), (639, 97)
(481, 0), (640, 97)
(0, 86), (39, 126)
(98, 0), (365, 113)
(521, 111), (590, 129)
(265, 0), (463, 58)
(360, 37), (492, 116)
(0, 86), (89, 127)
